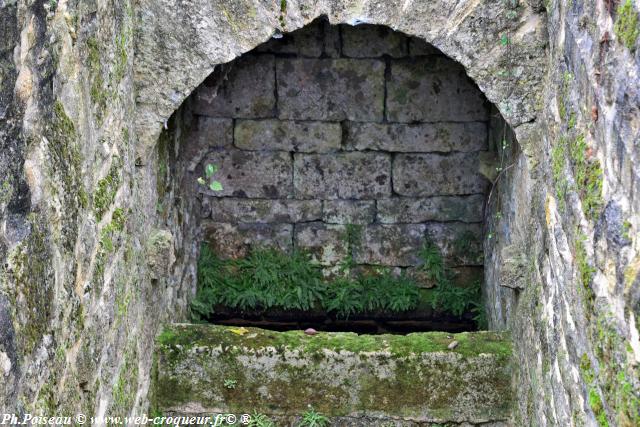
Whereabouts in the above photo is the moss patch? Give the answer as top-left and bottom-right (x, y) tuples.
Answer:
(615, 0), (639, 51)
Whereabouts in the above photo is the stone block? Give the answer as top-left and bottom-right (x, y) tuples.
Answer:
(406, 266), (483, 289)
(202, 222), (292, 259)
(185, 117), (232, 172)
(201, 150), (292, 198)
(209, 198), (322, 223)
(146, 229), (174, 280)
(392, 153), (489, 197)
(255, 20), (324, 57)
(193, 55), (275, 118)
(425, 223), (483, 266)
(276, 58), (385, 121)
(234, 119), (341, 153)
(408, 37), (441, 56)
(294, 153), (391, 199)
(344, 122), (488, 152)
(386, 57), (489, 122)
(322, 200), (376, 224)
(341, 24), (408, 58)
(354, 224), (427, 266)
(377, 195), (485, 223)
(294, 222), (348, 265)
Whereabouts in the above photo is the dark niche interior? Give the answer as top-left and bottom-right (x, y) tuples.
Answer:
(169, 18), (515, 334)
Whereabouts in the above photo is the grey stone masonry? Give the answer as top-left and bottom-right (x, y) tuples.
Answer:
(341, 24), (408, 58)
(201, 150), (292, 198)
(210, 199), (322, 223)
(344, 122), (488, 152)
(276, 58), (385, 121)
(294, 153), (391, 199)
(234, 120), (341, 153)
(387, 57), (489, 122)
(377, 195), (485, 223)
(187, 22), (491, 272)
(193, 55), (275, 118)
(393, 153), (490, 197)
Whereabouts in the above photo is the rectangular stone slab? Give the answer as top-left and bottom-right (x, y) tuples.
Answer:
(152, 324), (513, 424)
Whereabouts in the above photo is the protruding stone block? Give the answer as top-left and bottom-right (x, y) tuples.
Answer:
(393, 153), (489, 197)
(294, 153), (391, 199)
(322, 200), (376, 224)
(203, 222), (292, 259)
(276, 58), (385, 121)
(377, 195), (485, 223)
(341, 24), (408, 58)
(294, 222), (348, 265)
(201, 150), (292, 199)
(234, 120), (341, 153)
(344, 122), (488, 152)
(387, 58), (489, 122)
(193, 55), (275, 118)
(209, 199), (322, 223)
(354, 224), (427, 266)
(146, 229), (174, 280)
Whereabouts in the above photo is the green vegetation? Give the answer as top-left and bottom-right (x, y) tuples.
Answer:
(190, 245), (420, 319)
(94, 159), (121, 221)
(615, 0), (639, 51)
(298, 408), (329, 427)
(223, 379), (237, 389)
(575, 232), (596, 314)
(551, 137), (568, 211)
(197, 163), (223, 192)
(569, 135), (603, 221)
(248, 412), (275, 427)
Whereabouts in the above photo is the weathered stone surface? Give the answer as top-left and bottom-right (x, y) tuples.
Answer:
(393, 153), (489, 197)
(203, 222), (292, 259)
(294, 222), (348, 265)
(193, 55), (275, 118)
(425, 223), (483, 266)
(255, 20), (325, 56)
(322, 200), (376, 224)
(294, 153), (391, 199)
(378, 195), (485, 223)
(345, 122), (488, 152)
(184, 117), (233, 171)
(153, 324), (513, 423)
(341, 24), (408, 58)
(202, 150), (292, 198)
(354, 224), (426, 266)
(209, 198), (322, 223)
(407, 266), (484, 289)
(234, 119), (341, 152)
(146, 229), (175, 280)
(276, 58), (385, 121)
(387, 58), (489, 122)
(409, 37), (441, 56)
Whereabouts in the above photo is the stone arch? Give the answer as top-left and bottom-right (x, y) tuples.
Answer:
(134, 0), (547, 161)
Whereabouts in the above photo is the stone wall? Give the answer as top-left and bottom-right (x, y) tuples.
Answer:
(188, 21), (491, 280)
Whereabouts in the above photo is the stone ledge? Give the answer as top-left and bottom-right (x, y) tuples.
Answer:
(152, 324), (513, 423)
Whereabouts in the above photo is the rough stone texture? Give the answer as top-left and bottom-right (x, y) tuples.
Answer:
(193, 55), (275, 118)
(425, 223), (484, 266)
(354, 224), (427, 266)
(294, 222), (348, 265)
(393, 153), (490, 197)
(387, 58), (490, 123)
(3, 0), (638, 425)
(203, 222), (293, 259)
(276, 58), (385, 121)
(409, 37), (441, 56)
(146, 229), (175, 280)
(341, 24), (408, 58)
(322, 200), (376, 224)
(153, 324), (513, 424)
(184, 117), (232, 171)
(378, 195), (485, 223)
(201, 150), (292, 199)
(294, 153), (391, 199)
(345, 122), (488, 152)
(234, 119), (341, 153)
(209, 198), (322, 223)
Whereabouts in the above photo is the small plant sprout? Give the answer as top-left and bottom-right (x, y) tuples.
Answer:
(223, 378), (237, 389)
(197, 163), (223, 191)
(248, 412), (275, 427)
(298, 407), (329, 427)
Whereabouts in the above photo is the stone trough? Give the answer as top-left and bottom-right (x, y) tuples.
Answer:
(151, 324), (513, 425)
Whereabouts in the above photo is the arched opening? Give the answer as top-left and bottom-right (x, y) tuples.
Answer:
(157, 18), (518, 334)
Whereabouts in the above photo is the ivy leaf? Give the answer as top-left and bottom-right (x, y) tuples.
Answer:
(197, 177), (206, 185)
(209, 180), (223, 192)
(205, 163), (217, 178)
